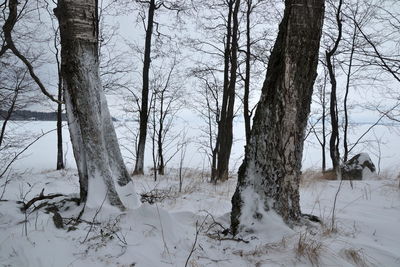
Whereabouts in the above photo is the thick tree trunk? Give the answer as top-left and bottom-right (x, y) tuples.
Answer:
(55, 0), (135, 209)
(215, 0), (240, 182)
(231, 0), (324, 235)
(133, 0), (156, 175)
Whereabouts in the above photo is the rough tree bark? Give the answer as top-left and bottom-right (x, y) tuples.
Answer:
(231, 0), (324, 235)
(133, 0), (156, 175)
(55, 0), (135, 209)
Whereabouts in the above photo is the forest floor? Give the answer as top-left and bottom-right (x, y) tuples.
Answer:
(0, 168), (399, 266)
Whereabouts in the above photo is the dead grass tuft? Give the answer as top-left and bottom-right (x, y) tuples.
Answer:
(295, 232), (323, 266)
(344, 248), (370, 267)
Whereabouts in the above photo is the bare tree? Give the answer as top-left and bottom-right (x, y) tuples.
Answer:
(2, 0), (59, 103)
(191, 67), (222, 180)
(149, 58), (183, 176)
(133, 0), (186, 175)
(325, 0), (343, 176)
(189, 0), (274, 182)
(239, 0), (274, 145)
(55, 35), (64, 170)
(309, 69), (329, 171)
(0, 62), (30, 147)
(133, 0), (155, 175)
(214, 0), (241, 182)
(231, 0), (325, 234)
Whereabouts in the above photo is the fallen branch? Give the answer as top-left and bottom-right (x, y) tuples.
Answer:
(21, 188), (63, 211)
(206, 234), (249, 244)
(140, 188), (175, 204)
(201, 210), (249, 243)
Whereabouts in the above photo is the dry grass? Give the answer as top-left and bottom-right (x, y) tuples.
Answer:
(300, 169), (337, 188)
(232, 237), (288, 258)
(343, 248), (370, 267)
(295, 232), (323, 266)
(321, 224), (338, 237)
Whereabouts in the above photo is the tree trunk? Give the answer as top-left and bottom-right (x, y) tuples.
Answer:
(231, 0), (324, 235)
(151, 94), (158, 181)
(55, 0), (135, 209)
(321, 78), (326, 172)
(243, 0), (252, 145)
(157, 90), (165, 175)
(0, 88), (19, 148)
(56, 86), (64, 170)
(157, 123), (165, 176)
(215, 0), (240, 182)
(343, 23), (357, 163)
(133, 0), (156, 175)
(212, 0), (233, 183)
(55, 39), (64, 170)
(326, 0), (343, 175)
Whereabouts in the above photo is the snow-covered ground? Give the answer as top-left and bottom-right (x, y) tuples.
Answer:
(0, 167), (399, 266)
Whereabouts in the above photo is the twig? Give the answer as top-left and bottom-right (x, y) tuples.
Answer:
(0, 171), (12, 200)
(200, 210), (249, 243)
(331, 178), (344, 231)
(185, 215), (210, 267)
(206, 234), (249, 244)
(81, 192), (108, 243)
(185, 220), (200, 267)
(155, 203), (172, 262)
(0, 128), (58, 179)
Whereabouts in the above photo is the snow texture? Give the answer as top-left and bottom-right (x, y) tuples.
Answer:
(1, 166), (400, 266)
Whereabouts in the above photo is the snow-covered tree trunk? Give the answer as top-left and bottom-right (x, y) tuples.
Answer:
(55, 0), (136, 210)
(231, 0), (325, 235)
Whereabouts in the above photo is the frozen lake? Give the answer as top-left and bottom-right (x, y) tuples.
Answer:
(3, 120), (400, 175)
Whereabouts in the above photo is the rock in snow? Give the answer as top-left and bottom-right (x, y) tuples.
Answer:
(342, 153), (376, 180)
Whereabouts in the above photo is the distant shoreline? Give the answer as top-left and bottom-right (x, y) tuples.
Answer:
(0, 110), (118, 122)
